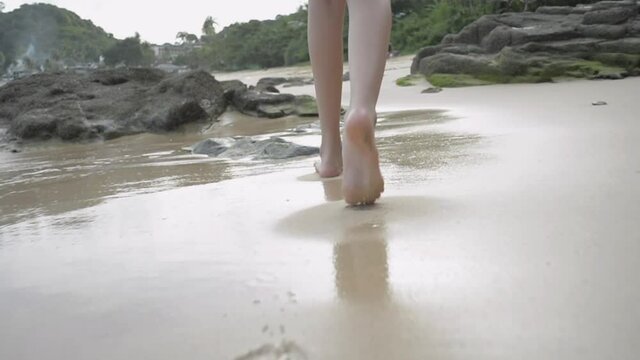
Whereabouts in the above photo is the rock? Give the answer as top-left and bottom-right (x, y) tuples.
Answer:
(294, 95), (319, 117)
(0, 68), (228, 142)
(410, 0), (640, 86)
(519, 38), (604, 53)
(422, 87), (443, 94)
(482, 26), (521, 52)
(440, 44), (486, 55)
(418, 53), (495, 76)
(192, 137), (236, 157)
(262, 85), (280, 93)
(631, 19), (640, 35)
(228, 85), (320, 118)
(191, 136), (319, 160)
(591, 1), (638, 11)
(597, 38), (640, 53)
(411, 45), (444, 73)
(220, 80), (248, 102)
(231, 90), (296, 118)
(577, 24), (629, 39)
(583, 7), (638, 25)
(135, 71), (227, 132)
(537, 6), (574, 15)
(443, 16), (502, 45)
(256, 77), (288, 89)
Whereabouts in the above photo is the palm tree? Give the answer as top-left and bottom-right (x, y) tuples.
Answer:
(202, 16), (218, 37)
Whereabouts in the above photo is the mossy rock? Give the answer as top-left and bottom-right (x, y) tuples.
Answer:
(396, 75), (425, 87)
(427, 72), (553, 87)
(294, 95), (319, 117)
(590, 53), (640, 70)
(426, 74), (495, 87)
(564, 60), (627, 79)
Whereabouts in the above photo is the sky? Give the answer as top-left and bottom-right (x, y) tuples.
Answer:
(4, 0), (307, 44)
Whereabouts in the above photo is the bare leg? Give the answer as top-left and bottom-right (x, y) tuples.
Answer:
(342, 0), (391, 205)
(308, 0), (346, 178)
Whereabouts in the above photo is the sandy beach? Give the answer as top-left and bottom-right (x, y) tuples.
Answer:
(1, 57), (639, 359)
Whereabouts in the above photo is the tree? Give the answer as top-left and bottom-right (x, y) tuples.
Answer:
(176, 31), (198, 44)
(0, 2), (5, 13)
(176, 32), (188, 43)
(103, 35), (155, 66)
(202, 16), (217, 37)
(185, 33), (199, 43)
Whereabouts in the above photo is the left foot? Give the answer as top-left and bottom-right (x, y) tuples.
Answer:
(315, 136), (342, 178)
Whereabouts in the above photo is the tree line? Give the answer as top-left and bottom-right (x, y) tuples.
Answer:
(171, 0), (533, 71)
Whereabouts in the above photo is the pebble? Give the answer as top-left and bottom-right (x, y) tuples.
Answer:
(422, 87), (443, 94)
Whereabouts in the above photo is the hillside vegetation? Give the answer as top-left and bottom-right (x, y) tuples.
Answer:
(0, 3), (116, 72)
(175, 0), (516, 71)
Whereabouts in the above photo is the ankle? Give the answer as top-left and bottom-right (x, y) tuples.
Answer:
(345, 107), (376, 126)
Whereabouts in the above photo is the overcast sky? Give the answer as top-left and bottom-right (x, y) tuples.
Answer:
(4, 0), (307, 44)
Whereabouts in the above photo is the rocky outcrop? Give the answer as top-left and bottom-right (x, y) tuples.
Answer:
(0, 68), (227, 141)
(223, 80), (319, 118)
(191, 136), (319, 160)
(412, 0), (640, 86)
(0, 71), (323, 145)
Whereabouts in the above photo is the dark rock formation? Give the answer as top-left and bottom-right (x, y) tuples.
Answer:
(0, 68), (227, 141)
(192, 136), (319, 160)
(220, 80), (248, 102)
(223, 80), (319, 118)
(0, 70), (323, 146)
(412, 0), (640, 86)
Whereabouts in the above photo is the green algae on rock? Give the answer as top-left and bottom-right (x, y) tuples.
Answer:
(412, 0), (640, 87)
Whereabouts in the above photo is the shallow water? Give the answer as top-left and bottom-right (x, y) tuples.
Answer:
(0, 109), (477, 227)
(0, 107), (485, 360)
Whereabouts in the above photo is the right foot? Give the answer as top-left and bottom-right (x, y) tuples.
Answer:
(342, 109), (384, 205)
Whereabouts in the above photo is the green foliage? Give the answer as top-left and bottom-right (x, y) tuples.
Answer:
(180, 0), (501, 71)
(103, 34), (155, 67)
(0, 3), (115, 71)
(180, 6), (312, 71)
(174, 0), (543, 71)
(202, 16), (217, 37)
(391, 0), (494, 54)
(176, 31), (199, 44)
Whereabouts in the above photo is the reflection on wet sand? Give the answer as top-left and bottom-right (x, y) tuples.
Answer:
(327, 186), (431, 359)
(0, 134), (232, 226)
(335, 222), (390, 303)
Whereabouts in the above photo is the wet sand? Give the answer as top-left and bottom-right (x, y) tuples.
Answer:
(1, 59), (640, 359)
